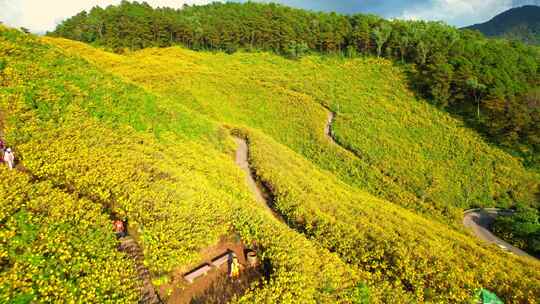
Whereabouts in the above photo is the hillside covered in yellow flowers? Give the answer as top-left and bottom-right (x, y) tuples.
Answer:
(1, 26), (539, 303)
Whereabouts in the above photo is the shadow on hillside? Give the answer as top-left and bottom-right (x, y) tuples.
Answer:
(402, 64), (538, 170)
(189, 265), (265, 304)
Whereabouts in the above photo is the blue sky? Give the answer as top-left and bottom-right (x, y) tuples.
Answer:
(247, 0), (540, 26)
(1, 0), (539, 33)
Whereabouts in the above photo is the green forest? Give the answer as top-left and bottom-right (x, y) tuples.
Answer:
(493, 205), (540, 256)
(50, 1), (540, 168)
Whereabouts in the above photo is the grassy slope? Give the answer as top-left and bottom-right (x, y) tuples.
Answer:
(239, 127), (540, 302)
(1, 27), (539, 303)
(0, 170), (140, 303)
(48, 38), (538, 222)
(0, 27), (361, 303)
(36, 37), (540, 302)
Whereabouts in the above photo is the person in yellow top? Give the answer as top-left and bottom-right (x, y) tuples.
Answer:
(229, 256), (240, 280)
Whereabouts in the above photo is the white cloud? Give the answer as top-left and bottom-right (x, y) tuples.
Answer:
(398, 0), (515, 27)
(0, 0), (216, 33)
(0, 0), (23, 27)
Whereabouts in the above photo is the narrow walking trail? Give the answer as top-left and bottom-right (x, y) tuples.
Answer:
(325, 111), (337, 145)
(11, 165), (163, 302)
(0, 139), (162, 303)
(463, 209), (536, 259)
(323, 109), (360, 159)
(323, 109), (537, 260)
(118, 236), (163, 304)
(233, 136), (284, 222)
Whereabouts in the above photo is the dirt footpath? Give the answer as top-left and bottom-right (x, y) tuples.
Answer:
(233, 136), (284, 222)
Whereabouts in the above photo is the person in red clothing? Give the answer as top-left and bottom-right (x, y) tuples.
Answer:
(113, 219), (127, 238)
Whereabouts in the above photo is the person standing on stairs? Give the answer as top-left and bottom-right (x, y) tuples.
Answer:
(229, 256), (241, 281)
(3, 148), (15, 170)
(113, 219), (127, 238)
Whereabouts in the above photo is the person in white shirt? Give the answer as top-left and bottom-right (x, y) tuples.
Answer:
(3, 148), (15, 170)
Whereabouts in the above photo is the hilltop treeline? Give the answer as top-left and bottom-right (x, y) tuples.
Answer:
(51, 1), (540, 165)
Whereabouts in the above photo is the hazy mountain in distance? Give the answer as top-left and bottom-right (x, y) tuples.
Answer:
(464, 5), (540, 45)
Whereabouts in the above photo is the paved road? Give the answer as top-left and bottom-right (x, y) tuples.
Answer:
(323, 110), (536, 261)
(463, 209), (535, 259)
(306, 110), (537, 261)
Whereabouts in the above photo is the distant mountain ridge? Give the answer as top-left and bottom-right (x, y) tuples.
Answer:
(464, 5), (540, 44)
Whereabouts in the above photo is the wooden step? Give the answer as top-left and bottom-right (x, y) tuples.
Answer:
(117, 236), (162, 303)
(211, 251), (236, 268)
(184, 264), (212, 283)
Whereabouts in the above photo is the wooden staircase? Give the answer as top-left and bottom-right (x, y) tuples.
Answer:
(118, 237), (162, 304)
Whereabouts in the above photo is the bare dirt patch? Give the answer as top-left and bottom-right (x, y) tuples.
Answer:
(163, 237), (263, 304)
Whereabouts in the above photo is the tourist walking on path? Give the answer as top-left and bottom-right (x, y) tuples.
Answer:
(229, 256), (240, 280)
(113, 219), (127, 238)
(3, 148), (14, 169)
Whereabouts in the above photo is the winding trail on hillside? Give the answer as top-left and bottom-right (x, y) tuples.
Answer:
(463, 209), (536, 259)
(324, 109), (537, 260)
(234, 136), (284, 222)
(0, 136), (162, 302)
(324, 109), (361, 159)
(325, 111), (338, 145)
(13, 168), (163, 302)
